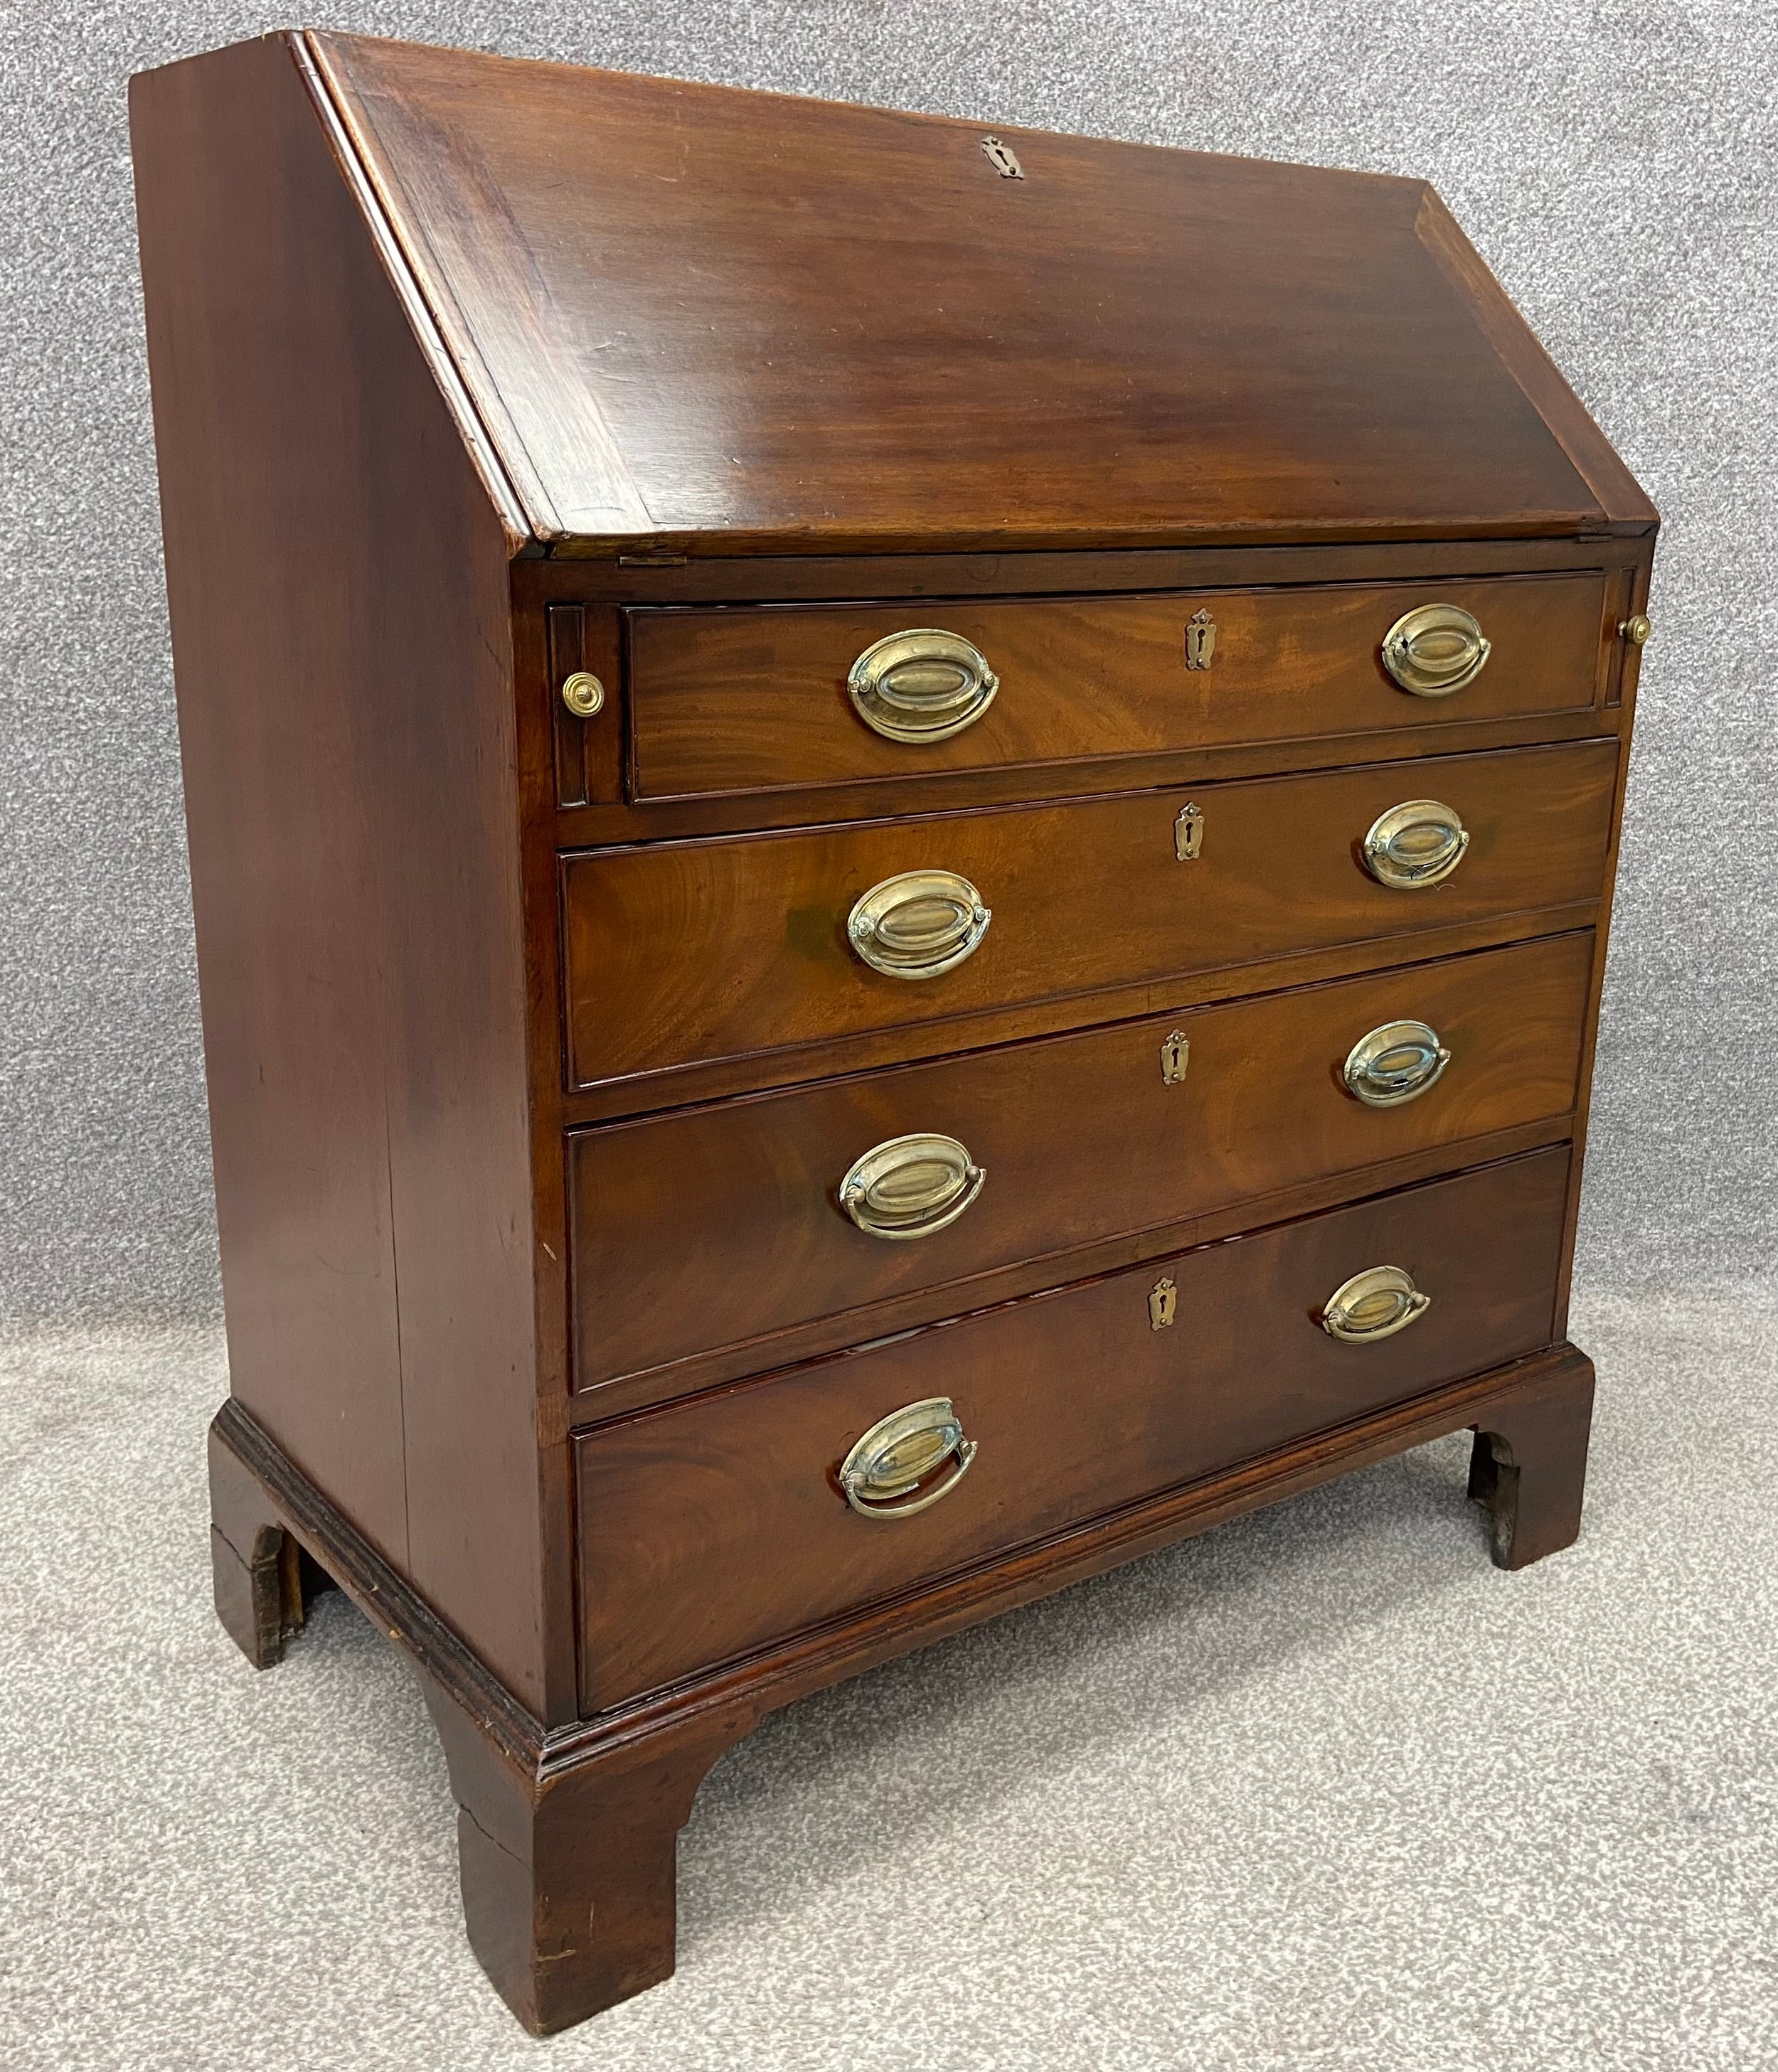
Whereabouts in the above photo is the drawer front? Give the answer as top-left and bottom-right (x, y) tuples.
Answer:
(626, 574), (1609, 801)
(563, 739), (1617, 1087)
(569, 932), (1592, 1391)
(577, 1147), (1570, 1710)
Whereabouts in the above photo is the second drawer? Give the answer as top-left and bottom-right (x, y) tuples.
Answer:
(562, 739), (1616, 1088)
(568, 930), (1592, 1392)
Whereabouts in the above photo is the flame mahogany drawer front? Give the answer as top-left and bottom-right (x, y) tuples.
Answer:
(575, 1146), (1571, 1711)
(561, 739), (1617, 1089)
(624, 572), (1614, 801)
(567, 931), (1594, 1397)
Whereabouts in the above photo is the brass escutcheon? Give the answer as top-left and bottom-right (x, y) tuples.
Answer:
(1183, 609), (1218, 671)
(981, 135), (1024, 179)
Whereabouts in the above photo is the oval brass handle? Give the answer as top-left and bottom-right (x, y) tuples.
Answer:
(848, 629), (999, 743)
(1343, 1019), (1451, 1107)
(848, 869), (991, 979)
(1380, 604), (1491, 697)
(841, 1133), (985, 1239)
(1362, 799), (1470, 890)
(1321, 1265), (1431, 1343)
(839, 1397), (979, 1520)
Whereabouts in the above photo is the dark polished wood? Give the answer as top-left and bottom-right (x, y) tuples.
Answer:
(131, 33), (568, 1718)
(576, 1148), (1570, 1709)
(307, 32), (1647, 555)
(522, 535), (1652, 609)
(558, 899), (1605, 1127)
(566, 1110), (1577, 1424)
(563, 741), (1617, 1087)
(209, 1334), (1597, 2029)
(564, 705), (1630, 872)
(1469, 1357), (1595, 1569)
(569, 931), (1592, 1394)
(627, 572), (1611, 801)
(137, 28), (1651, 2036)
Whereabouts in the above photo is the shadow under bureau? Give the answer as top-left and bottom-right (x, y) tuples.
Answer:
(131, 29), (1656, 2035)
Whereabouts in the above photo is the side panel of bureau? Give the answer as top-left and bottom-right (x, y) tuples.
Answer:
(575, 1147), (1570, 1711)
(132, 38), (563, 1716)
(626, 572), (1609, 800)
(563, 739), (1617, 1086)
(568, 931), (1592, 1392)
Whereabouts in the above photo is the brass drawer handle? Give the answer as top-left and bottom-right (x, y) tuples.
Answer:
(841, 1132), (985, 1240)
(839, 1397), (979, 1520)
(848, 868), (991, 979)
(1321, 1265), (1431, 1343)
(1380, 603), (1491, 696)
(848, 629), (999, 743)
(560, 670), (605, 718)
(1362, 799), (1469, 890)
(1343, 1019), (1451, 1107)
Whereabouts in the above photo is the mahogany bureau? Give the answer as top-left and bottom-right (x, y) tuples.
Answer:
(130, 31), (1656, 2034)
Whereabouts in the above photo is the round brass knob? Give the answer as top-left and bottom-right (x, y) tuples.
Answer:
(560, 671), (605, 718)
(839, 1397), (978, 1520)
(840, 1133), (985, 1239)
(1361, 799), (1470, 890)
(1380, 604), (1491, 698)
(1321, 1265), (1431, 1343)
(1619, 614), (1652, 647)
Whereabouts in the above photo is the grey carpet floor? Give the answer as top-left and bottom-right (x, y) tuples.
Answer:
(3, 1278), (1774, 2072)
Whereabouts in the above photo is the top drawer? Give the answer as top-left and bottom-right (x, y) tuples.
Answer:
(626, 573), (1611, 801)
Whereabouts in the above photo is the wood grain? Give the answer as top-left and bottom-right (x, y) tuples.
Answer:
(627, 572), (1609, 800)
(308, 31), (1612, 553)
(139, 26), (1651, 2034)
(1414, 188), (1658, 529)
(132, 33), (558, 1716)
(562, 739), (1619, 1086)
(576, 1146), (1570, 1709)
(211, 1337), (1595, 2032)
(568, 931), (1593, 1388)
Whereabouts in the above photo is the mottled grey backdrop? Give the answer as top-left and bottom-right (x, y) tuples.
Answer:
(2, 1), (1772, 1327)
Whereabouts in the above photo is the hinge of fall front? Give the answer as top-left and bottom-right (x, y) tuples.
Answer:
(617, 551), (689, 566)
(1174, 802), (1203, 861)
(1161, 1030), (1189, 1084)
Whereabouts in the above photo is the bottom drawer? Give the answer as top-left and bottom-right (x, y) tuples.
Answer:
(576, 1147), (1570, 1711)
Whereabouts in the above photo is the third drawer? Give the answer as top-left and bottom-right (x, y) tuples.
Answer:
(568, 930), (1592, 1394)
